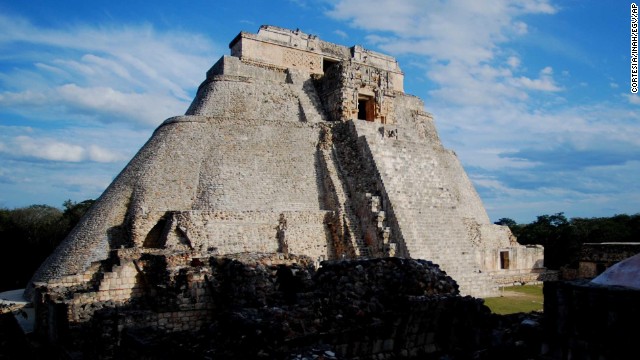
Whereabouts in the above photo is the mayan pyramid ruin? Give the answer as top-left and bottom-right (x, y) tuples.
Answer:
(27, 25), (544, 300)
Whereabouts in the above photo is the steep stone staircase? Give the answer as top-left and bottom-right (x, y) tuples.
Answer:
(286, 69), (329, 123)
(353, 121), (498, 297)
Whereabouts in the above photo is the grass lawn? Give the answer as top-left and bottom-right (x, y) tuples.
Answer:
(482, 284), (544, 315)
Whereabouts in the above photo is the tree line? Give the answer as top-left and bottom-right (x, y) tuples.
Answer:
(495, 213), (640, 270)
(0, 200), (94, 292)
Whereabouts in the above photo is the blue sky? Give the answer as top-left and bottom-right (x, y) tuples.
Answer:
(0, 0), (638, 223)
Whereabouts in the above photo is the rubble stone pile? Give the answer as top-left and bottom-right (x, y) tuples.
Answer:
(84, 256), (495, 359)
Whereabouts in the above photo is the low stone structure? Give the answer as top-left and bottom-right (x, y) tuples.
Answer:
(542, 254), (640, 359)
(544, 279), (640, 359)
(577, 242), (640, 279)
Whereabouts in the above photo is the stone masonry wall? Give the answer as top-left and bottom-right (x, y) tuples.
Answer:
(26, 117), (211, 299)
(544, 280), (640, 359)
(123, 117), (329, 248)
(157, 210), (335, 261)
(186, 76), (301, 120)
(349, 118), (498, 297)
(35, 253), (508, 359)
(29, 114), (332, 296)
(330, 121), (406, 258)
(578, 242), (640, 278)
(316, 60), (399, 123)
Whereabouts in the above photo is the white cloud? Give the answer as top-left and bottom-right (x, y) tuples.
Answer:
(624, 94), (640, 105)
(507, 56), (521, 69)
(0, 84), (187, 126)
(0, 135), (127, 163)
(512, 21), (528, 35)
(87, 145), (126, 163)
(0, 14), (219, 128)
(17, 136), (85, 162)
(333, 29), (348, 39)
(513, 66), (562, 92)
(515, 76), (561, 91)
(328, 0), (557, 63)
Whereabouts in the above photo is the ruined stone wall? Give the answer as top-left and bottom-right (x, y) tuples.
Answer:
(229, 25), (403, 88)
(206, 55), (289, 84)
(480, 244), (544, 271)
(481, 245), (546, 285)
(34, 252), (313, 348)
(350, 45), (404, 91)
(233, 35), (324, 74)
(121, 117), (330, 251)
(578, 242), (640, 278)
(35, 254), (507, 359)
(391, 95), (440, 144)
(469, 224), (546, 284)
(191, 120), (323, 211)
(544, 280), (640, 359)
(230, 26), (349, 75)
(314, 62), (344, 122)
(348, 148), (406, 259)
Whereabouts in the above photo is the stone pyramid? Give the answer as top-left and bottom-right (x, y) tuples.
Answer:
(28, 25), (544, 299)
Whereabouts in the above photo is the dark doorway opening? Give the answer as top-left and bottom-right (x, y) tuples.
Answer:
(500, 251), (510, 269)
(357, 95), (375, 121)
(323, 58), (339, 73)
(143, 218), (167, 248)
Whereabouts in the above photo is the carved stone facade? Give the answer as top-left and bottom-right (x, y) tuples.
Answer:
(28, 25), (546, 307)
(231, 25), (403, 124)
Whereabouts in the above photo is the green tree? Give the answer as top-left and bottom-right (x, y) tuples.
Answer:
(508, 212), (640, 270)
(0, 199), (94, 292)
(494, 217), (523, 238)
(60, 199), (95, 231)
(513, 213), (577, 269)
(494, 218), (517, 227)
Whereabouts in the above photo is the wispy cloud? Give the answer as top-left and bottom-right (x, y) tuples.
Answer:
(0, 14), (219, 127)
(514, 66), (562, 92)
(333, 29), (348, 39)
(0, 84), (185, 125)
(0, 135), (125, 163)
(624, 94), (640, 105)
(0, 125), (146, 163)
